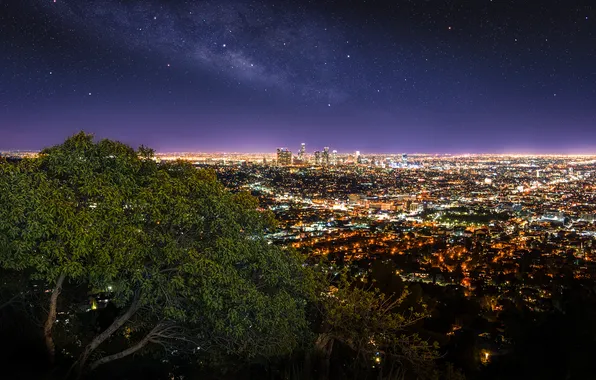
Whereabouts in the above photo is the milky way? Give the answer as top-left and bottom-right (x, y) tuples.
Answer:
(44, 0), (353, 102)
(1, 0), (596, 152)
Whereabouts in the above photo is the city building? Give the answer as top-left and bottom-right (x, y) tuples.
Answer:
(276, 148), (292, 166)
(298, 143), (306, 161)
(314, 151), (321, 165)
(323, 147), (330, 166)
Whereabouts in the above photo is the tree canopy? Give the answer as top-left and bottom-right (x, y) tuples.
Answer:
(0, 132), (315, 374)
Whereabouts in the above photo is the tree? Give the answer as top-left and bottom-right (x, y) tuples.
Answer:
(0, 133), (315, 375)
(314, 273), (439, 380)
(0, 133), (166, 364)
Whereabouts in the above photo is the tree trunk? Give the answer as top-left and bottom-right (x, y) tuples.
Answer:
(89, 330), (153, 371)
(70, 291), (142, 379)
(315, 334), (334, 380)
(43, 272), (66, 364)
(303, 350), (312, 379)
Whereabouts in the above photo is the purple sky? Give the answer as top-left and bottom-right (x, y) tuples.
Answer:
(1, 0), (596, 154)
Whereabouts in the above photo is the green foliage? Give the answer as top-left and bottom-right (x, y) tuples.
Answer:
(0, 132), (315, 368)
(0, 133), (142, 283)
(319, 273), (440, 378)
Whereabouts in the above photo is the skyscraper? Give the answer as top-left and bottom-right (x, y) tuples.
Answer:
(314, 151), (321, 165)
(277, 148), (292, 166)
(402, 153), (408, 167)
(356, 150), (362, 164)
(323, 147), (330, 166)
(332, 150), (338, 165)
(298, 143), (306, 161)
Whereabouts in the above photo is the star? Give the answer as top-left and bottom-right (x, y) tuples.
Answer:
(2, 0), (592, 153)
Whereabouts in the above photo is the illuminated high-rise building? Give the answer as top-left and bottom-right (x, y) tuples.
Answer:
(314, 150), (321, 165)
(322, 147), (330, 166)
(332, 150), (338, 165)
(276, 148), (292, 166)
(356, 150), (362, 164)
(402, 153), (408, 167)
(298, 143), (306, 161)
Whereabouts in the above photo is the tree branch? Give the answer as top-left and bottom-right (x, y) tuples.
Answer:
(70, 289), (143, 379)
(89, 325), (157, 371)
(0, 293), (22, 311)
(43, 272), (66, 364)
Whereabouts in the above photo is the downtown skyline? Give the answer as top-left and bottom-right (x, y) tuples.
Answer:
(5, 143), (596, 156)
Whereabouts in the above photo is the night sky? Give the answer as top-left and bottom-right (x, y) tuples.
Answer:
(1, 0), (595, 153)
